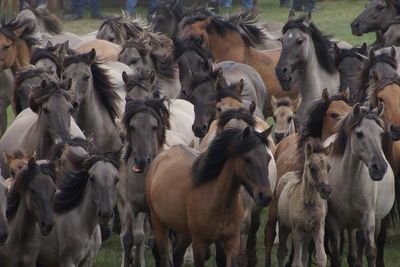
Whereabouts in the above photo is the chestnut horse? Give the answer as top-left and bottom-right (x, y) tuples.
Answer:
(146, 127), (273, 267)
(178, 13), (299, 113)
(264, 89), (352, 267)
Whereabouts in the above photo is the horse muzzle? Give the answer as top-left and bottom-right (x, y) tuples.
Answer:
(132, 157), (151, 174)
(369, 161), (388, 181)
(317, 183), (332, 200)
(253, 191), (272, 207)
(39, 220), (55, 236)
(350, 21), (364, 36)
(274, 132), (286, 144)
(0, 227), (9, 245)
(192, 123), (209, 138)
(98, 210), (114, 226)
(389, 125), (400, 141)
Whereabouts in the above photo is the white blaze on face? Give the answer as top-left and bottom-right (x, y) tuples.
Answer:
(288, 32), (293, 39)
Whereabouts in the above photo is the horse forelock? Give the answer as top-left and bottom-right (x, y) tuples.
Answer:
(217, 108), (255, 129)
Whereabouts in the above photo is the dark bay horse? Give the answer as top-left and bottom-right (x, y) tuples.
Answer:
(145, 127), (273, 266)
(62, 49), (123, 154)
(0, 158), (56, 266)
(0, 76), (84, 177)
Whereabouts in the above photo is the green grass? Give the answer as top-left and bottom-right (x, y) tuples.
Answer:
(13, 0), (400, 265)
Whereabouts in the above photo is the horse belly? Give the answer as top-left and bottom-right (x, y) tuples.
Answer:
(147, 148), (194, 234)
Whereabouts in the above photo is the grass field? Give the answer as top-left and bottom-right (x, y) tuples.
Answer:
(17, 0), (400, 266)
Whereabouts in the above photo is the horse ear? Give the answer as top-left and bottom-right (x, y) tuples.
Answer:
(46, 41), (53, 48)
(288, 10), (296, 21)
(241, 127), (251, 140)
(85, 49), (97, 65)
(149, 71), (156, 84)
(303, 12), (312, 28)
(249, 101), (256, 116)
(360, 43), (368, 55)
(333, 44), (341, 57)
(27, 157), (36, 170)
(374, 102), (384, 117)
(305, 141), (313, 157)
(271, 96), (277, 110)
(341, 87), (349, 99)
(3, 152), (14, 165)
(371, 70), (379, 82)
(322, 88), (329, 100)
(12, 26), (25, 38)
(41, 79), (47, 89)
(197, 35), (205, 47)
(352, 103), (361, 118)
(291, 98), (300, 111)
(122, 71), (128, 84)
(390, 46), (396, 59)
(235, 79), (244, 95)
(324, 143), (333, 156)
(262, 125), (273, 139)
(368, 49), (375, 60)
(212, 68), (223, 80)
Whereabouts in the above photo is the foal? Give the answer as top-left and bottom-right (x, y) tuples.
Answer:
(271, 96), (299, 144)
(277, 138), (331, 267)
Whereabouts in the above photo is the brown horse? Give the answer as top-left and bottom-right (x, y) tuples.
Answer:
(146, 127), (273, 267)
(264, 89), (352, 267)
(0, 18), (36, 72)
(178, 14), (299, 110)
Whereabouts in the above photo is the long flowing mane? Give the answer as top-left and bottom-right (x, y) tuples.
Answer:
(0, 17), (38, 48)
(7, 161), (55, 218)
(30, 44), (66, 76)
(99, 14), (145, 43)
(227, 9), (266, 47)
(181, 14), (256, 47)
(331, 107), (384, 157)
(192, 128), (268, 186)
(358, 53), (398, 103)
(122, 99), (170, 163)
(63, 54), (121, 122)
(50, 137), (98, 163)
(282, 16), (336, 74)
(24, 6), (63, 35)
(53, 152), (119, 213)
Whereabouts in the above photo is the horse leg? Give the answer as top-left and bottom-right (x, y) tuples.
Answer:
(347, 229), (356, 267)
(192, 238), (208, 267)
(291, 231), (304, 267)
(151, 211), (173, 267)
(313, 223), (327, 267)
(121, 205), (134, 267)
(363, 213), (377, 267)
(246, 208), (261, 267)
(223, 235), (241, 267)
(301, 237), (311, 267)
(133, 212), (147, 267)
(355, 229), (365, 267)
(327, 218), (342, 267)
(376, 216), (389, 267)
(215, 241), (227, 267)
(277, 225), (289, 267)
(238, 206), (252, 267)
(264, 194), (278, 267)
(173, 235), (192, 267)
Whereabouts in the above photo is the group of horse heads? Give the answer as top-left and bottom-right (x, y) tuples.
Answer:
(0, 0), (398, 266)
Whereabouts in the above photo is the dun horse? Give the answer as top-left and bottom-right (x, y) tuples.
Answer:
(271, 96), (299, 144)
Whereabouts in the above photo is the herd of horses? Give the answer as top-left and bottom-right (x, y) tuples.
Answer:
(0, 0), (399, 266)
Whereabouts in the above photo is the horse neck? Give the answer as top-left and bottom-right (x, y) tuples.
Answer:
(297, 42), (339, 119)
(301, 165), (320, 206)
(207, 32), (247, 62)
(207, 159), (242, 213)
(11, 40), (31, 73)
(75, 182), (99, 234)
(33, 114), (54, 159)
(9, 197), (37, 245)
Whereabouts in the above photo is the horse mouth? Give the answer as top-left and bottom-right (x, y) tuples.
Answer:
(132, 166), (144, 174)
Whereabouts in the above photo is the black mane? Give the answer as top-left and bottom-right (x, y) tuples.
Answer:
(124, 68), (161, 98)
(335, 46), (367, 67)
(122, 99), (170, 162)
(227, 9), (266, 46)
(174, 36), (214, 62)
(216, 81), (243, 102)
(283, 16), (336, 74)
(30, 45), (63, 77)
(275, 97), (292, 108)
(7, 161), (55, 218)
(181, 15), (255, 47)
(192, 128), (268, 186)
(63, 55), (121, 123)
(217, 108), (255, 129)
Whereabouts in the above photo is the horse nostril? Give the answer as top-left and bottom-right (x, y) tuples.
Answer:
(354, 22), (360, 28)
(202, 124), (207, 131)
(147, 158), (151, 163)
(372, 163), (379, 171)
(98, 211), (102, 218)
(282, 67), (288, 74)
(40, 221), (46, 228)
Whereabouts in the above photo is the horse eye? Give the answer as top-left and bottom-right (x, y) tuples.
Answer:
(83, 75), (90, 81)
(378, 97), (384, 103)
(216, 107), (222, 113)
(243, 157), (252, 164)
(108, 37), (114, 42)
(89, 176), (95, 183)
(327, 164), (331, 172)
(287, 116), (293, 123)
(376, 4), (384, 10)
(309, 164), (317, 173)
(330, 113), (339, 119)
(356, 132), (364, 139)
(43, 107), (50, 114)
(3, 45), (10, 50)
(297, 39), (304, 45)
(152, 126), (157, 131)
